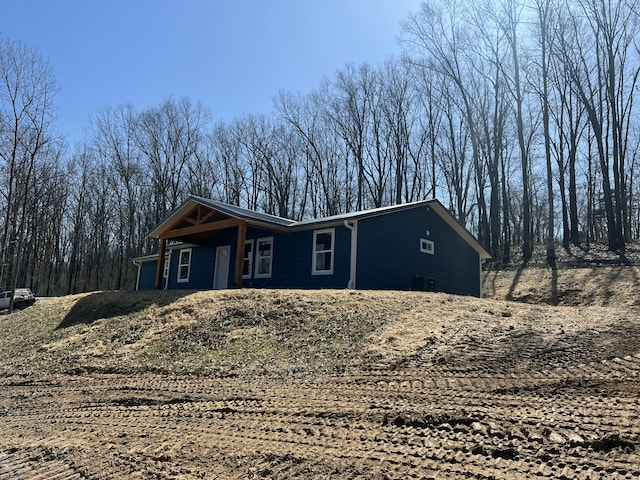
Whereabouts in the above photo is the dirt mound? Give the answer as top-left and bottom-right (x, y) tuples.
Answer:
(0, 289), (424, 377)
(4, 285), (639, 377)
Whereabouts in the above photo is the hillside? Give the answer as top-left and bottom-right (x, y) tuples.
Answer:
(0, 252), (639, 479)
(484, 243), (640, 307)
(2, 283), (638, 379)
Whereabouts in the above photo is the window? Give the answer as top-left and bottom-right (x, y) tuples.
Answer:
(420, 238), (435, 255)
(255, 237), (273, 278)
(163, 257), (170, 278)
(312, 228), (335, 275)
(243, 240), (254, 279)
(177, 248), (192, 282)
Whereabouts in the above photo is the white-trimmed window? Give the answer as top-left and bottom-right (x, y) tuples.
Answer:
(163, 257), (170, 278)
(242, 240), (254, 279)
(312, 228), (335, 275)
(255, 237), (273, 278)
(177, 248), (192, 282)
(420, 238), (435, 255)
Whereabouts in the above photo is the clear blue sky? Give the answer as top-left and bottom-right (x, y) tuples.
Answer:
(2, 0), (421, 147)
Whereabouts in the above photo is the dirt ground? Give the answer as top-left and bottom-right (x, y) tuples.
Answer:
(1, 251), (640, 479)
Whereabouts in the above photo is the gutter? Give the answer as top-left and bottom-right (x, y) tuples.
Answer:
(343, 220), (358, 289)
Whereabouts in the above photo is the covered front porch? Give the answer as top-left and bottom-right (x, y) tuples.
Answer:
(153, 203), (248, 289)
(148, 198), (292, 290)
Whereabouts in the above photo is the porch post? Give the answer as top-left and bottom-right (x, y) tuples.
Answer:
(155, 238), (167, 289)
(234, 221), (247, 288)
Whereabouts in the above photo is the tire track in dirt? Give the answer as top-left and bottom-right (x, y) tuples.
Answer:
(1, 363), (638, 480)
(1, 312), (639, 479)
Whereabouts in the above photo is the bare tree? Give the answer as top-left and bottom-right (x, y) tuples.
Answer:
(532, 0), (557, 266)
(234, 114), (304, 218)
(412, 65), (443, 201)
(496, 0), (533, 261)
(469, 0), (512, 259)
(133, 97), (210, 224)
(276, 90), (346, 216)
(378, 56), (417, 205)
(210, 121), (246, 206)
(90, 104), (143, 289)
(437, 82), (473, 223)
(65, 146), (94, 294)
(548, 13), (587, 248)
(403, 0), (491, 247)
(0, 38), (59, 309)
(323, 63), (375, 210)
(555, 0), (639, 251)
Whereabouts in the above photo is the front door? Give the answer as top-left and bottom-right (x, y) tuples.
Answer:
(213, 245), (231, 289)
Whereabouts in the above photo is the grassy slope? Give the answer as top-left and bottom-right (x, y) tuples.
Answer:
(0, 289), (430, 377)
(2, 245), (639, 378)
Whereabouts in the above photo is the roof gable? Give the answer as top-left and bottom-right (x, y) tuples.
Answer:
(192, 196), (295, 227)
(148, 196), (294, 240)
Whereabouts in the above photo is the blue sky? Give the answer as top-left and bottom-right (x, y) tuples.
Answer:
(2, 0), (421, 147)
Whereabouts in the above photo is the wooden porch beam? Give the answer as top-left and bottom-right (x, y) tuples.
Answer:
(160, 218), (243, 239)
(154, 238), (167, 289)
(199, 208), (219, 225)
(234, 221), (247, 288)
(165, 205), (199, 232)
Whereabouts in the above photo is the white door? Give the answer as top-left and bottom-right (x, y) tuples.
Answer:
(213, 245), (231, 289)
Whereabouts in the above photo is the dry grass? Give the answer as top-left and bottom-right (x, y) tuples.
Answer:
(0, 289), (424, 377)
(484, 242), (640, 306)
(2, 243), (639, 379)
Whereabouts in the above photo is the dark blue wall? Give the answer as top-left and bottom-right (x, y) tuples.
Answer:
(242, 226), (350, 289)
(137, 225), (353, 291)
(136, 245), (217, 291)
(355, 205), (481, 296)
(136, 207), (481, 296)
(137, 261), (157, 290)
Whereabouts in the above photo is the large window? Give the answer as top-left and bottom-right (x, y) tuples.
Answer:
(177, 248), (192, 283)
(243, 240), (254, 279)
(312, 228), (334, 275)
(255, 237), (273, 278)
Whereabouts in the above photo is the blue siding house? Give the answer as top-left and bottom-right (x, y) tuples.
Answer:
(134, 196), (491, 297)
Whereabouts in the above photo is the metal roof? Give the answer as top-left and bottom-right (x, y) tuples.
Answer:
(291, 199), (433, 228)
(191, 196), (296, 227)
(148, 196), (491, 260)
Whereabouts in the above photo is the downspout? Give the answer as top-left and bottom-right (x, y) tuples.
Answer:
(479, 257), (486, 298)
(133, 259), (141, 291)
(344, 220), (358, 289)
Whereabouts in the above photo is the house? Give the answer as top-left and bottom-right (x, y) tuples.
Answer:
(134, 196), (491, 297)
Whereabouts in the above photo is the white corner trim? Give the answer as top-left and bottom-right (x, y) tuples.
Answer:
(344, 219), (358, 289)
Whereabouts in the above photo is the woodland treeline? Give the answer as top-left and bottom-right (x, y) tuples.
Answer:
(2, 0), (640, 296)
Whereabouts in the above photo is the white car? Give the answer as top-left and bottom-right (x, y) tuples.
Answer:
(0, 288), (36, 311)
